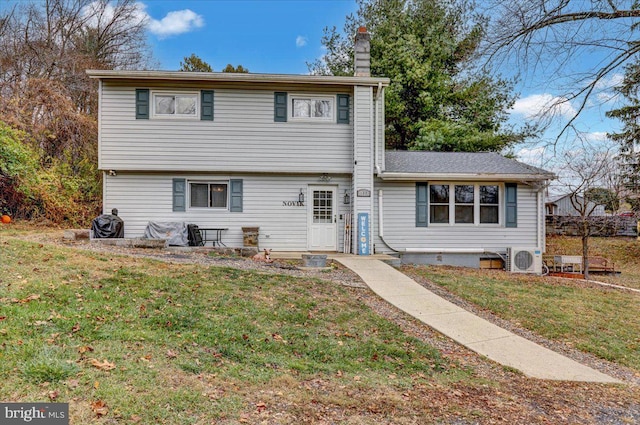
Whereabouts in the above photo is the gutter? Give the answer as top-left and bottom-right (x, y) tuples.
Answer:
(378, 172), (555, 182)
(86, 69), (390, 88)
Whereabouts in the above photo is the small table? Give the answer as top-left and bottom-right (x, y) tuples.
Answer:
(553, 255), (583, 273)
(199, 228), (228, 247)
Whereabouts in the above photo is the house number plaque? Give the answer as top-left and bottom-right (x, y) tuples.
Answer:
(357, 189), (371, 197)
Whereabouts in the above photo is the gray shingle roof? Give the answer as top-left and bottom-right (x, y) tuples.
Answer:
(384, 151), (553, 177)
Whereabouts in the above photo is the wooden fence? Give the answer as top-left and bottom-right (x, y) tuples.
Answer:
(545, 216), (638, 237)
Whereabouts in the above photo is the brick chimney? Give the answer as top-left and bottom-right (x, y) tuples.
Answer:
(354, 26), (371, 77)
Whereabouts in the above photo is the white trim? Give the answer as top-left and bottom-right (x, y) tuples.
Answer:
(188, 180), (229, 210)
(427, 182), (503, 227)
(289, 93), (335, 122)
(87, 69), (390, 87)
(380, 172), (554, 181)
(151, 90), (199, 120)
(307, 185), (338, 251)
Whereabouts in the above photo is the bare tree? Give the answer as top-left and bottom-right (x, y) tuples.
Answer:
(555, 144), (622, 279)
(0, 0), (154, 167)
(482, 0), (640, 141)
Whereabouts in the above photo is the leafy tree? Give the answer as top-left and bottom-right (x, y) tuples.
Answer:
(179, 54), (213, 72)
(222, 64), (249, 73)
(308, 0), (527, 151)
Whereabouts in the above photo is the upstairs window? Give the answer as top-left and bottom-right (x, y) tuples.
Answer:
(290, 95), (334, 121)
(152, 92), (198, 118)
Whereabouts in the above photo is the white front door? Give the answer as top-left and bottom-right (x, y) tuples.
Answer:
(308, 186), (337, 251)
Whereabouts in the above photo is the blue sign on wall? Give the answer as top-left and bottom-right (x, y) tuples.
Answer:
(358, 212), (370, 255)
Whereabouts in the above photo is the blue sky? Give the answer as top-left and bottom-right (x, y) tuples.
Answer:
(140, 0), (356, 74)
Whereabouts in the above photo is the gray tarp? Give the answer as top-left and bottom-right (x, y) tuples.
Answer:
(144, 221), (189, 246)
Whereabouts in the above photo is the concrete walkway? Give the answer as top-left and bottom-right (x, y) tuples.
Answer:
(330, 256), (621, 383)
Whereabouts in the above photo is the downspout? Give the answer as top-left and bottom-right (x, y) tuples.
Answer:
(374, 82), (383, 176)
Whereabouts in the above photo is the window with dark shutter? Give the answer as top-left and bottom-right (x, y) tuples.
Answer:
(274, 92), (287, 122)
(416, 183), (428, 227)
(201, 90), (214, 121)
(505, 183), (517, 228)
(136, 89), (149, 119)
(172, 178), (186, 212)
(337, 94), (350, 124)
(229, 179), (243, 212)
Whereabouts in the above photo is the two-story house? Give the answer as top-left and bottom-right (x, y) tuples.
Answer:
(88, 28), (554, 270)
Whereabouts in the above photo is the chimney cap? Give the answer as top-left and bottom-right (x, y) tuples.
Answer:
(358, 26), (368, 33)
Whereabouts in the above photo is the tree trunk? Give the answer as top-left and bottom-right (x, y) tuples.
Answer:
(582, 221), (590, 280)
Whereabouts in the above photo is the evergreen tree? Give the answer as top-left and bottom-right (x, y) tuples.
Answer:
(606, 60), (640, 212)
(179, 54), (213, 72)
(222, 64), (249, 73)
(308, 0), (528, 151)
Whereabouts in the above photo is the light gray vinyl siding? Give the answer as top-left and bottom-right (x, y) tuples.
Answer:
(99, 82), (353, 173)
(104, 173), (351, 251)
(372, 181), (543, 254)
(352, 86), (375, 252)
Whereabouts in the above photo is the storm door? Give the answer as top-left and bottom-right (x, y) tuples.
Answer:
(307, 186), (337, 251)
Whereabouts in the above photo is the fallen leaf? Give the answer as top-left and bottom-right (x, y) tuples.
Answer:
(90, 358), (116, 371)
(16, 294), (40, 303)
(0, 316), (6, 321)
(67, 379), (79, 389)
(48, 390), (59, 401)
(78, 346), (94, 355)
(166, 350), (178, 359)
(94, 381), (99, 389)
(91, 400), (108, 417)
(256, 402), (267, 413)
(71, 323), (81, 333)
(130, 414), (142, 423)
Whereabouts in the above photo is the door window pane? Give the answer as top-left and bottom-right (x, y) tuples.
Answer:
(313, 190), (333, 223)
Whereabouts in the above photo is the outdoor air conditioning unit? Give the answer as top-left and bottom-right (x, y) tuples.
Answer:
(507, 247), (543, 274)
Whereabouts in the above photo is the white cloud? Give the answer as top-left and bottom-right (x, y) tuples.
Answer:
(511, 93), (577, 121)
(146, 9), (204, 38)
(81, 2), (204, 39)
(296, 36), (308, 48)
(516, 146), (547, 167)
(584, 131), (608, 142)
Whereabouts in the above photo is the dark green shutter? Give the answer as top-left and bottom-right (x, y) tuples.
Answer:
(201, 90), (214, 121)
(135, 89), (149, 119)
(274, 92), (287, 122)
(337, 94), (350, 124)
(505, 183), (517, 228)
(173, 178), (186, 212)
(416, 183), (428, 227)
(229, 179), (243, 212)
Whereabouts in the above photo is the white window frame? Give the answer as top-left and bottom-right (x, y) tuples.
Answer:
(151, 91), (199, 119)
(188, 181), (229, 210)
(429, 183), (502, 226)
(289, 94), (335, 122)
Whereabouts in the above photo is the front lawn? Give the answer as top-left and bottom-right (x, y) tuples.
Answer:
(405, 264), (640, 371)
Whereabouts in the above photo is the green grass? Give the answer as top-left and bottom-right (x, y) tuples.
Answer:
(405, 264), (640, 370)
(0, 237), (453, 423)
